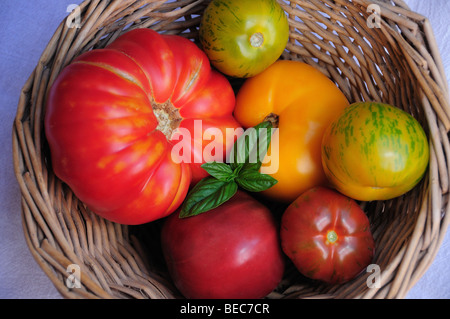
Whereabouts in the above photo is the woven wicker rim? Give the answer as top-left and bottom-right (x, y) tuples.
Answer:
(12, 0), (450, 299)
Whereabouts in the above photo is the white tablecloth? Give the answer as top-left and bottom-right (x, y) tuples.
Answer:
(1, 0), (449, 299)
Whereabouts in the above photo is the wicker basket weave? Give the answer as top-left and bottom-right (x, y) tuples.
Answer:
(12, 0), (450, 299)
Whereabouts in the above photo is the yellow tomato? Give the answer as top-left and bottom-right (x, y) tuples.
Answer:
(199, 0), (289, 78)
(321, 102), (430, 201)
(234, 60), (349, 202)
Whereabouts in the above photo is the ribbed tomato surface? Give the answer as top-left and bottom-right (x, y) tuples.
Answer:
(45, 29), (240, 225)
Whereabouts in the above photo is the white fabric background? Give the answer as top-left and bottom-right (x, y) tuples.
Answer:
(1, 0), (449, 299)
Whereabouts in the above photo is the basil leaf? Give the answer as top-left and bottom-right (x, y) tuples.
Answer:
(235, 170), (278, 192)
(201, 162), (234, 181)
(228, 121), (274, 171)
(178, 120), (278, 218)
(187, 182), (238, 218)
(228, 132), (250, 171)
(179, 177), (238, 218)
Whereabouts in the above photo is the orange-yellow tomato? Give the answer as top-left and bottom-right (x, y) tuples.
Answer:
(234, 60), (349, 202)
(321, 101), (430, 201)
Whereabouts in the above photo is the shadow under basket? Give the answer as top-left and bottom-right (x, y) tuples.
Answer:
(12, 0), (450, 299)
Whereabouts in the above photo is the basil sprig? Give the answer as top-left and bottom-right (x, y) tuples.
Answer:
(179, 121), (277, 218)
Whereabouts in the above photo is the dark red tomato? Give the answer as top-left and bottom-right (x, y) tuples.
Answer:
(161, 191), (285, 299)
(280, 187), (375, 284)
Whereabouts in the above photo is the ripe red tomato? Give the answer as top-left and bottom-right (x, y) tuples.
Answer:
(45, 29), (240, 225)
(280, 187), (375, 284)
(161, 191), (285, 299)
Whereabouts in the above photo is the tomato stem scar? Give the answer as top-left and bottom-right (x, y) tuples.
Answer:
(264, 113), (279, 128)
(327, 230), (338, 244)
(152, 99), (182, 140)
(250, 32), (264, 48)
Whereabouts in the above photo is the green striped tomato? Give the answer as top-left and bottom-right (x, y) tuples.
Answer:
(321, 102), (430, 201)
(199, 0), (289, 78)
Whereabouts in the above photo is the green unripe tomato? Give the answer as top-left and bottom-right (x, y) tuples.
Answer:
(321, 102), (430, 201)
(199, 0), (289, 78)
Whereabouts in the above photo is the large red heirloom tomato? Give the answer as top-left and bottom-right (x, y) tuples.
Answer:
(280, 187), (375, 284)
(161, 191), (285, 299)
(45, 29), (240, 225)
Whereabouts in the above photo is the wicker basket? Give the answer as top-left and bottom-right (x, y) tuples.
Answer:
(12, 0), (450, 299)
